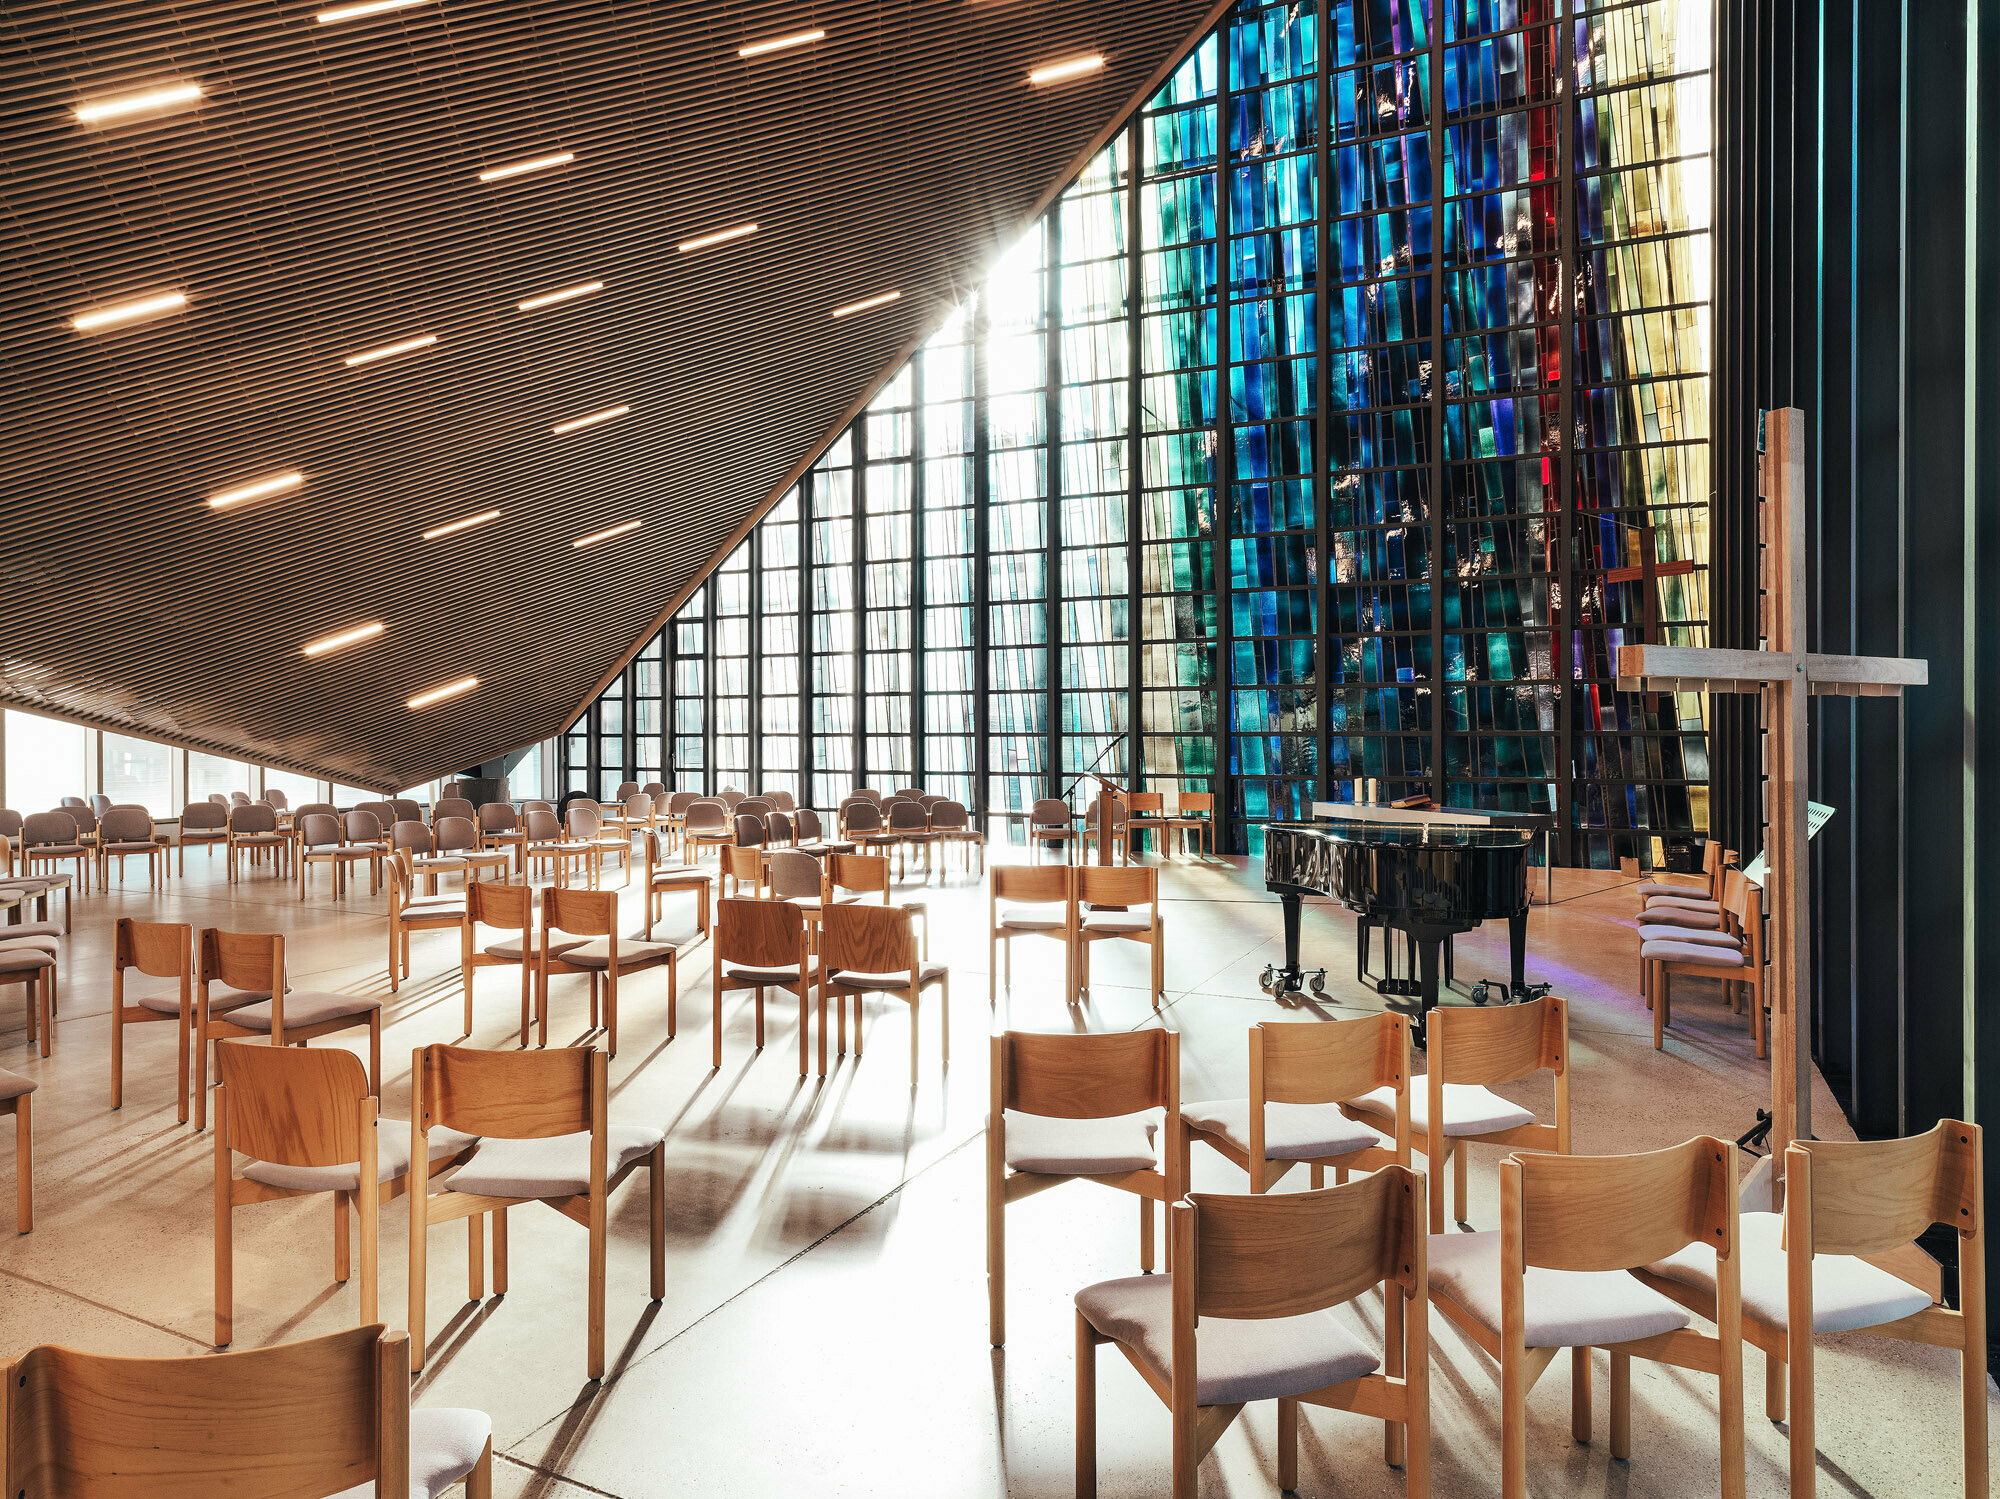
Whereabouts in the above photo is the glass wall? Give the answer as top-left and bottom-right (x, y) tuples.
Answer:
(103, 733), (174, 812)
(561, 0), (1714, 866)
(190, 752), (255, 804)
(4, 713), (88, 815)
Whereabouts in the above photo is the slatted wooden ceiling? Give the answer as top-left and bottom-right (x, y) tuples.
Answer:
(0, 0), (1219, 791)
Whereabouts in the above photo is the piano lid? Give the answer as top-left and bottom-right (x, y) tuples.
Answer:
(1269, 819), (1533, 850)
(1308, 801), (1553, 835)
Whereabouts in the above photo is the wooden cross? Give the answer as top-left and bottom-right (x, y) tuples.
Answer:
(1615, 407), (1928, 1158)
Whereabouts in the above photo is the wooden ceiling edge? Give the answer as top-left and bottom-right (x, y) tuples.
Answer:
(553, 0), (1239, 739)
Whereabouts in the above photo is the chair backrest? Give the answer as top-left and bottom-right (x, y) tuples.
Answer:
(294, 801), (338, 824)
(770, 790), (796, 812)
(355, 799), (397, 827)
(209, 792), (230, 805)
(616, 781), (640, 800)
(996, 1027), (1175, 1119)
(388, 798), (421, 822)
(200, 927), (285, 995)
(931, 800), (970, 830)
(115, 916), (191, 980)
(893, 786), (923, 801)
(341, 809), (381, 844)
(98, 805), (152, 843)
(684, 799), (728, 832)
(1433, 993), (1566, 1090)
(523, 808), (563, 841)
(718, 789), (745, 810)
(521, 799), (554, 814)
(544, 884), (616, 938)
(478, 802), (519, 834)
(88, 793), (113, 815)
(21, 810), (77, 847)
(623, 792), (652, 819)
(433, 797), (475, 823)
(641, 781), (667, 796)
(721, 844), (764, 889)
(796, 807), (826, 840)
(1257, 1012), (1410, 1109)
(717, 896), (805, 969)
(180, 800), (228, 832)
(733, 812), (767, 846)
(391, 820), (434, 855)
(668, 791), (698, 815)
(2, 1324), (406, 1499)
(766, 849), (826, 901)
(828, 852), (889, 898)
(887, 800), (928, 831)
(1088, 795), (1129, 830)
(1076, 864), (1156, 909)
(1186, 1167), (1424, 1320)
(855, 788), (884, 804)
(65, 804), (99, 835)
(1128, 791), (1165, 814)
(992, 864), (1071, 906)
(216, 1039), (371, 1171)
(737, 797), (776, 820)
(820, 900), (915, 975)
(229, 791), (251, 807)
(652, 791), (675, 816)
(229, 803), (278, 835)
(416, 1040), (598, 1140)
(767, 811), (795, 844)
(262, 788), (290, 810)
(1514, 1135), (1735, 1273)
(59, 795), (86, 808)
(1178, 790), (1216, 815)
(440, 779), (461, 798)
(434, 815), (480, 853)
(842, 799), (884, 833)
(1029, 798), (1071, 829)
(466, 878), (533, 932)
(1788, 1117), (1980, 1257)
(0, 809), (22, 838)
(299, 812), (343, 849)
(567, 803), (604, 839)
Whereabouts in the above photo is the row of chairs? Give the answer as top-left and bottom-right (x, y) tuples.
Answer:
(989, 863), (1166, 1006)
(1028, 791), (1216, 863)
(1635, 840), (1769, 1055)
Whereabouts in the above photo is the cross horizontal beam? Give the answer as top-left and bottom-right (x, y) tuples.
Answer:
(1614, 644), (1929, 696)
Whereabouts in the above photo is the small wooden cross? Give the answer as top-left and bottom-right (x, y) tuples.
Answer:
(1615, 407), (1928, 1157)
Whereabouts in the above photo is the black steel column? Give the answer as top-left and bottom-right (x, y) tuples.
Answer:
(1427, 5), (1447, 809)
(852, 416), (867, 788)
(1213, 41), (1237, 854)
(799, 469), (814, 808)
(1044, 208), (1065, 802)
(973, 293), (993, 827)
(1126, 119), (1146, 797)
(911, 349), (929, 789)
(1313, 0), (1333, 807)
(748, 519), (763, 792)
(702, 568), (717, 795)
(1554, 0), (1576, 856)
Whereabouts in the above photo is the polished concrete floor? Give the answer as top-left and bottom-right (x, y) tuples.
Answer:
(0, 836), (1987, 1497)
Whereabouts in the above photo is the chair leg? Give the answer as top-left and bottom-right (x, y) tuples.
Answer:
(1075, 1312), (1098, 1499)
(587, 1187), (608, 1380)
(14, 1095), (31, 1233)
(467, 1439), (494, 1499)
(649, 1142), (667, 1300)
(334, 1190), (351, 1283)
(1453, 1139), (1469, 1225)
(1764, 1347), (1785, 1422)
(1608, 1349), (1632, 1460)
(1278, 1397), (1300, 1491)
(359, 1182), (379, 1326)
(213, 1096), (232, 1347)
(1787, 1320), (1814, 1496)
(1501, 1342), (1529, 1499)
(408, 1189), (428, 1372)
(1571, 1346), (1591, 1443)
(493, 1206), (509, 1293)
(1428, 1141), (1448, 1235)
(1139, 1194), (1154, 1274)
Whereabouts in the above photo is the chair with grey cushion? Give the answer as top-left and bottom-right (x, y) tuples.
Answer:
(929, 799), (985, 875)
(641, 829), (712, 944)
(1077, 1170), (1433, 1499)
(354, 798), (399, 830)
(88, 793), (113, 817)
(791, 806), (854, 859)
(437, 815), (511, 885)
(340, 810), (389, 894)
(211, 1039), (477, 1348)
(478, 801), (527, 873)
(681, 799), (733, 866)
(523, 808), (592, 887)
(433, 796), (476, 825)
(386, 796), (421, 824)
(717, 788), (746, 811)
(178, 799), (229, 876)
(59, 796), (87, 810)
(1, 1065), (31, 1231)
(207, 792), (229, 806)
(229, 791), (252, 808)
(0, 941), (57, 1058)
(1028, 797), (1079, 863)
(565, 801), (631, 888)
(882, 798), (936, 881)
(711, 896), (823, 1075)
(641, 780), (667, 797)
(818, 901), (946, 1082)
(536, 885), (675, 1055)
(406, 1043), (665, 1378)
(226, 803), (291, 884)
(262, 786), (291, 814)
(23, 810), (92, 893)
(615, 781), (641, 803)
(987, 1027), (1180, 1348)
(196, 927), (383, 1114)
(96, 804), (167, 888)
(0, 808), (22, 858)
(298, 812), (370, 901)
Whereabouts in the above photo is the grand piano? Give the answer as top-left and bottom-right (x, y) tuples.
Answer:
(1262, 803), (1548, 1042)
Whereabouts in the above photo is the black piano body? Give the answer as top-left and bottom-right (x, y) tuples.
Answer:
(1262, 815), (1538, 1041)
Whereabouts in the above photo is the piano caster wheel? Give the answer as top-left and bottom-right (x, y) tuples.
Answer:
(1308, 970), (1326, 996)
(1259, 964), (1277, 995)
(1470, 980), (1499, 1007)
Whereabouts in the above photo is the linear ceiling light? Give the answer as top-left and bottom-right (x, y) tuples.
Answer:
(517, 280), (604, 311)
(316, 0), (429, 21)
(476, 151), (575, 183)
(70, 290), (187, 332)
(677, 223), (758, 253)
(1028, 54), (1106, 85)
(573, 519), (642, 549)
(738, 28), (825, 57)
(342, 333), (436, 366)
(421, 508), (501, 540)
(831, 290), (901, 319)
(206, 470), (304, 510)
(407, 676), (479, 710)
(552, 404), (630, 435)
(302, 621), (385, 657)
(75, 82), (203, 124)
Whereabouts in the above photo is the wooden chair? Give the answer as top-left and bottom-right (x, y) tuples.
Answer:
(1648, 872), (1767, 1056)
(1429, 1136), (1744, 1499)
(1, 1067), (31, 1232)
(536, 885), (676, 1056)
(407, 1043), (665, 1379)
(225, 802), (292, 884)
(177, 798), (229, 874)
(818, 901), (947, 1082)
(828, 852), (929, 956)
(460, 879), (557, 1045)
(1636, 845), (1738, 933)
(1076, 1169), (1432, 1499)
(1183, 1013), (1410, 1195)
(1345, 994), (1569, 1234)
(1030, 797), (1079, 862)
(987, 1027), (1181, 1347)
(566, 801), (631, 888)
(1638, 1119), (1984, 1497)
(1, 1324), (493, 1499)
(883, 798), (936, 880)
(0, 942), (56, 1059)
(110, 917), (193, 1122)
(1162, 789), (1215, 858)
(792, 805), (854, 858)
(478, 800), (528, 872)
(195, 928), (382, 1131)
(211, 1040), (476, 1348)
(1123, 790), (1171, 859)
(1074, 865), (1165, 1007)
(643, 828), (712, 941)
(989, 864), (1074, 1004)
(1638, 838), (1728, 903)
(721, 840), (767, 898)
(712, 897), (823, 1075)
(523, 807), (593, 886)
(682, 798), (734, 865)
(387, 852), (470, 994)
(927, 798), (986, 874)
(95, 805), (166, 888)
(21, 810), (92, 894)
(1077, 795), (1131, 864)
(297, 811), (371, 900)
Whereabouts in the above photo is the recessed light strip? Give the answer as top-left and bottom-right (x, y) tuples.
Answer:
(407, 676), (479, 710)
(342, 333), (436, 367)
(316, 0), (429, 21)
(70, 291), (187, 332)
(1028, 54), (1106, 85)
(738, 28), (825, 57)
(206, 470), (304, 510)
(75, 82), (203, 124)
(831, 290), (901, 319)
(421, 508), (502, 540)
(573, 519), (643, 549)
(302, 621), (385, 658)
(551, 404), (630, 435)
(476, 151), (575, 183)
(677, 223), (758, 253)
(517, 280), (604, 312)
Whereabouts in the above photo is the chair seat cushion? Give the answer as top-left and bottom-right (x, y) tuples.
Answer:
(241, 1121), (480, 1193)
(1643, 1211), (1933, 1334)
(1004, 1109), (1160, 1175)
(0, 949), (53, 974)
(995, 901), (1067, 931)
(1635, 879), (1709, 898)
(827, 962), (947, 989)
(30, 844), (88, 857)
(1076, 1273), (1380, 1405)
(137, 983), (274, 1016)
(1081, 912), (1152, 934)
(402, 895), (468, 917)
(558, 937), (676, 969)
(723, 962), (818, 985)
(1638, 904), (1725, 930)
(1181, 1099), (1391, 1162)
(231, 833), (290, 846)
(0, 1068), (36, 1100)
(1347, 1082), (1535, 1138)
(0, 922), (62, 941)
(330, 1405), (493, 1499)
(1645, 895), (1721, 914)
(1428, 1230), (1692, 1349)
(1640, 939), (1747, 967)
(0, 935), (60, 957)
(444, 1125), (663, 1199)
(650, 869), (713, 888)
(100, 840), (165, 853)
(796, 840), (857, 857)
(225, 991), (382, 1031)
(482, 936), (587, 962)
(1635, 924), (1741, 947)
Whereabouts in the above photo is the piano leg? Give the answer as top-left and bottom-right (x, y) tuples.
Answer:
(1260, 890), (1306, 997)
(1508, 911), (1528, 995)
(1415, 936), (1443, 1047)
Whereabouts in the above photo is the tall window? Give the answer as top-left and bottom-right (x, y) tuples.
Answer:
(809, 449), (855, 808)
(102, 734), (174, 813)
(672, 586), (707, 795)
(713, 546), (751, 789)
(759, 493), (802, 799)
(5, 712), (87, 813)
(265, 768), (322, 807)
(191, 752), (254, 804)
